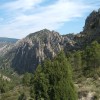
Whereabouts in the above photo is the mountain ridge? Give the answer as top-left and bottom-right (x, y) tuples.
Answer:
(0, 37), (18, 43)
(0, 9), (100, 74)
(0, 37), (19, 57)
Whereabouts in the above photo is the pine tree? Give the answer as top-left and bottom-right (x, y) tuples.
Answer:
(31, 65), (49, 100)
(31, 51), (77, 100)
(73, 51), (83, 79)
(82, 41), (100, 77)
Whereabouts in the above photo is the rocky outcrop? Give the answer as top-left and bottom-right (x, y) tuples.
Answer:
(68, 9), (100, 49)
(1, 8), (100, 74)
(1, 29), (74, 74)
(0, 9), (100, 100)
(81, 9), (100, 44)
(0, 38), (18, 56)
(0, 73), (11, 82)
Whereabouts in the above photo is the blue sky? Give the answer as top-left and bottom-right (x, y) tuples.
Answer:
(0, 0), (100, 39)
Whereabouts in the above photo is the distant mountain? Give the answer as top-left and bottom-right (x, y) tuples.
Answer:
(0, 37), (18, 43)
(0, 37), (19, 56)
(0, 9), (100, 74)
(0, 37), (18, 48)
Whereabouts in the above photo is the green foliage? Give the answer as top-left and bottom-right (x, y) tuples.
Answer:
(1, 40), (100, 100)
(65, 41), (100, 81)
(30, 65), (49, 100)
(18, 93), (27, 100)
(66, 50), (83, 80)
(82, 41), (100, 77)
(22, 72), (32, 86)
(0, 77), (14, 94)
(31, 51), (77, 100)
(72, 51), (83, 78)
(73, 51), (82, 70)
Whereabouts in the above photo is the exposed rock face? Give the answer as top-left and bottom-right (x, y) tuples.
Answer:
(0, 43), (12, 56)
(0, 37), (18, 56)
(0, 9), (100, 100)
(78, 91), (96, 100)
(69, 9), (100, 49)
(81, 10), (100, 44)
(1, 9), (100, 74)
(84, 10), (100, 32)
(0, 73), (11, 82)
(62, 34), (76, 48)
(1, 29), (73, 73)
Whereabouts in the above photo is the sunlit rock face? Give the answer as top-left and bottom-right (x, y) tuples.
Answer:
(1, 9), (100, 74)
(1, 29), (73, 74)
(0, 37), (18, 56)
(81, 9), (100, 44)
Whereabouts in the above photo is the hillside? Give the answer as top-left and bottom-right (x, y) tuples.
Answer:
(0, 9), (100, 100)
(0, 37), (18, 57)
(74, 10), (100, 48)
(0, 29), (75, 74)
(0, 37), (18, 43)
(0, 9), (100, 74)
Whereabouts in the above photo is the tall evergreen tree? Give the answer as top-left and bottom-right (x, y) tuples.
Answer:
(31, 65), (49, 100)
(84, 41), (100, 68)
(82, 41), (100, 76)
(73, 51), (82, 70)
(73, 51), (83, 78)
(31, 51), (77, 100)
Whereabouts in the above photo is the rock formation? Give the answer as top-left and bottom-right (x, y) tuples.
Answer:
(0, 9), (100, 74)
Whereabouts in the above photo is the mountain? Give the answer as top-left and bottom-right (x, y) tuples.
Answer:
(83, 10), (100, 42)
(0, 9), (100, 74)
(74, 9), (100, 48)
(0, 37), (18, 50)
(0, 29), (74, 74)
(0, 37), (18, 56)
(0, 37), (18, 43)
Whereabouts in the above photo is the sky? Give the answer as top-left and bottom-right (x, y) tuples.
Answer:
(0, 0), (100, 39)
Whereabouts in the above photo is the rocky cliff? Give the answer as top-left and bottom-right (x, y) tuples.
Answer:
(1, 29), (74, 73)
(1, 9), (100, 74)
(0, 37), (18, 57)
(80, 9), (100, 46)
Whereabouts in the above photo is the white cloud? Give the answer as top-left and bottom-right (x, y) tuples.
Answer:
(1, 0), (43, 11)
(0, 0), (100, 38)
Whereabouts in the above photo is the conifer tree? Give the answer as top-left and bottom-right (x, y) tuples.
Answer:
(31, 51), (77, 100)
(82, 41), (100, 76)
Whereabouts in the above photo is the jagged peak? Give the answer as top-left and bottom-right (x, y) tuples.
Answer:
(14, 29), (63, 48)
(25, 29), (61, 40)
(83, 8), (100, 32)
